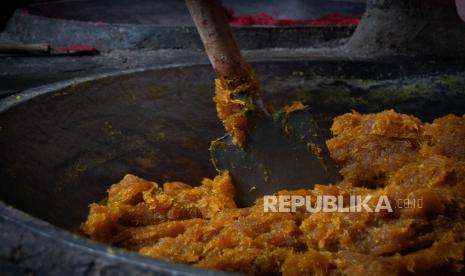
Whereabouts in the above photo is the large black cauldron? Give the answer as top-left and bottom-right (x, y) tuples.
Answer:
(1, 60), (465, 274)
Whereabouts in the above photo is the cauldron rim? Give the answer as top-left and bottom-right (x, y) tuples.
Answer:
(0, 62), (209, 113)
(2, 57), (460, 113)
(0, 200), (230, 275)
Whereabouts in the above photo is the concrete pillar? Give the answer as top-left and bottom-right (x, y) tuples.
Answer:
(347, 0), (465, 57)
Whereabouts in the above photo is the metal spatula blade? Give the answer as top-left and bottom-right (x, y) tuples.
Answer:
(210, 107), (340, 207)
(186, 0), (340, 206)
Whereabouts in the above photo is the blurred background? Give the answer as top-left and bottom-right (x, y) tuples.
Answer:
(0, 0), (366, 98)
(1, 0), (366, 30)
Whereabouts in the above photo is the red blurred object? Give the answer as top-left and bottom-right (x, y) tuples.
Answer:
(225, 7), (361, 27)
(94, 19), (110, 24)
(0, 43), (98, 56)
(54, 44), (98, 55)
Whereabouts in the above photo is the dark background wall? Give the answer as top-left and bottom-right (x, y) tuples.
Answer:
(1, 0), (38, 30)
(0, 0), (367, 30)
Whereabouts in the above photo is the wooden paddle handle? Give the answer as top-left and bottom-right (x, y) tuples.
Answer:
(185, 0), (253, 88)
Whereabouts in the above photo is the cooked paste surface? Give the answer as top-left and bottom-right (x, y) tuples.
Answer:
(82, 110), (465, 275)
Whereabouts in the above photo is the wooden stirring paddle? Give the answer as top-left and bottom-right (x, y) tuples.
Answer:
(185, 0), (340, 206)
